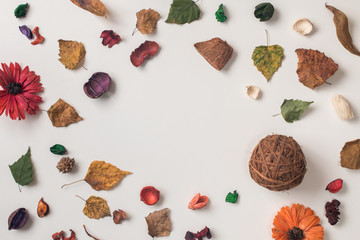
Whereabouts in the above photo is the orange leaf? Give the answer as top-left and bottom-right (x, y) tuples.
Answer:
(70, 0), (106, 16)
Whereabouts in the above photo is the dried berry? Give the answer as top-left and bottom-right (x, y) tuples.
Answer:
(185, 226), (212, 240)
(325, 199), (341, 225)
(8, 208), (29, 230)
(37, 198), (49, 218)
(19, 25), (33, 40)
(31, 27), (44, 45)
(326, 179), (343, 193)
(140, 186), (160, 205)
(57, 157), (75, 173)
(50, 144), (67, 155)
(100, 30), (121, 48)
(225, 190), (238, 203)
(188, 193), (208, 210)
(14, 3), (28, 18)
(130, 41), (159, 67)
(113, 209), (127, 224)
(83, 72), (112, 99)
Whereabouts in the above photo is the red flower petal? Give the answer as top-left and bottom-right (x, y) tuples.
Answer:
(326, 179), (343, 193)
(130, 41), (159, 67)
(188, 193), (208, 210)
(100, 30), (121, 48)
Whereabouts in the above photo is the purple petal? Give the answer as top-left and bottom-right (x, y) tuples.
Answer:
(19, 25), (33, 40)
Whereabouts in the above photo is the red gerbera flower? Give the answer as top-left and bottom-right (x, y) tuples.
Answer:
(0, 62), (43, 120)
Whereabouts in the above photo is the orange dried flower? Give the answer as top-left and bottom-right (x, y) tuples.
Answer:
(272, 204), (324, 240)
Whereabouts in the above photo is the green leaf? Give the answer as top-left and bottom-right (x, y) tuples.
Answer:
(14, 3), (29, 18)
(252, 45), (284, 81)
(165, 0), (200, 24)
(9, 147), (33, 189)
(50, 144), (67, 155)
(254, 2), (274, 22)
(225, 190), (238, 203)
(215, 4), (227, 22)
(280, 99), (313, 123)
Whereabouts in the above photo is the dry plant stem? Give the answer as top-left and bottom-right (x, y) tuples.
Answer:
(83, 225), (101, 240)
(132, 27), (138, 36)
(75, 195), (87, 202)
(265, 29), (269, 46)
(61, 179), (84, 189)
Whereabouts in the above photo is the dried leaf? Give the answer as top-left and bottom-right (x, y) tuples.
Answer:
(47, 98), (83, 127)
(166, 0), (200, 24)
(136, 9), (160, 34)
(85, 160), (132, 190)
(9, 147), (33, 189)
(83, 196), (111, 219)
(296, 48), (338, 89)
(58, 40), (86, 70)
(145, 208), (171, 238)
(194, 37), (233, 70)
(340, 139), (360, 169)
(280, 99), (313, 123)
(70, 0), (105, 16)
(252, 45), (284, 81)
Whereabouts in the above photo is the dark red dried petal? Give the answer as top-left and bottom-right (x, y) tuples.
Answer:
(326, 179), (343, 193)
(199, 226), (212, 238)
(130, 41), (159, 67)
(140, 186), (160, 205)
(325, 199), (341, 225)
(185, 231), (195, 240)
(100, 30), (121, 48)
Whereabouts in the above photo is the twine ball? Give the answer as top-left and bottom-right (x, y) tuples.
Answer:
(249, 134), (307, 191)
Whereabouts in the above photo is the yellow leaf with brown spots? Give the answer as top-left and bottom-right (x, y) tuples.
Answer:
(136, 9), (160, 34)
(47, 98), (83, 127)
(58, 40), (86, 70)
(85, 161), (132, 191)
(83, 196), (111, 219)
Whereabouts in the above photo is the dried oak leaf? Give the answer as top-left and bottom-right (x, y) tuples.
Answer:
(136, 9), (160, 34)
(83, 196), (111, 219)
(340, 139), (360, 169)
(145, 208), (171, 238)
(47, 98), (83, 127)
(296, 48), (338, 89)
(130, 41), (159, 67)
(58, 40), (86, 70)
(70, 0), (106, 16)
(85, 160), (132, 190)
(252, 45), (284, 81)
(194, 37), (233, 70)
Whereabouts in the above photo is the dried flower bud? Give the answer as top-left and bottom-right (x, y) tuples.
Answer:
(332, 94), (354, 120)
(83, 72), (112, 99)
(8, 208), (29, 230)
(37, 198), (49, 218)
(113, 209), (127, 224)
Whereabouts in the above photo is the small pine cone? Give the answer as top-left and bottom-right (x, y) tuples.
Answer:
(57, 157), (75, 173)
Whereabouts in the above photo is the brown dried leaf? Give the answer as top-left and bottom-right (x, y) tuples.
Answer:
(70, 0), (106, 16)
(145, 208), (171, 238)
(136, 9), (160, 34)
(58, 40), (86, 70)
(83, 196), (111, 219)
(340, 139), (360, 169)
(194, 37), (233, 70)
(47, 98), (83, 127)
(296, 48), (338, 89)
(84, 160), (132, 191)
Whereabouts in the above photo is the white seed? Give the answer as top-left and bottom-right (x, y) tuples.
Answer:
(332, 94), (354, 120)
(246, 86), (260, 100)
(293, 18), (313, 35)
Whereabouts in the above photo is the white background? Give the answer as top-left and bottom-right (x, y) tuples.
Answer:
(1, 0), (360, 239)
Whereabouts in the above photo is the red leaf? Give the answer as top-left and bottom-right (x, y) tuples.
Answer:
(130, 41), (159, 67)
(326, 179), (343, 193)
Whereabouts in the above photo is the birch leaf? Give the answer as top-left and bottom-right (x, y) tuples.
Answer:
(83, 196), (111, 219)
(145, 208), (171, 237)
(252, 45), (284, 81)
(165, 0), (200, 24)
(280, 99), (313, 123)
(136, 9), (160, 34)
(58, 40), (86, 70)
(70, 0), (106, 16)
(9, 147), (33, 189)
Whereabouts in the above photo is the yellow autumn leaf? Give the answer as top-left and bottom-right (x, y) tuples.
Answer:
(85, 161), (132, 191)
(70, 0), (106, 17)
(136, 9), (160, 34)
(83, 196), (111, 219)
(58, 40), (86, 70)
(47, 98), (83, 127)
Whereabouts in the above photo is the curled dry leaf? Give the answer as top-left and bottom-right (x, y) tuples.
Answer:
(332, 94), (354, 120)
(58, 40), (86, 70)
(293, 18), (313, 35)
(246, 86), (260, 99)
(296, 48), (338, 89)
(130, 41), (159, 67)
(82, 196), (111, 219)
(188, 193), (208, 210)
(145, 208), (171, 238)
(70, 0), (105, 16)
(47, 98), (83, 127)
(194, 37), (233, 71)
(340, 139), (360, 169)
(326, 4), (360, 56)
(136, 9), (160, 34)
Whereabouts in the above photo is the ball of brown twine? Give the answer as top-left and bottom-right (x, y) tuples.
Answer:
(249, 134), (307, 191)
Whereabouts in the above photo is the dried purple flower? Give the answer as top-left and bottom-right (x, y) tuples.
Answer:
(185, 226), (212, 240)
(8, 208), (29, 230)
(325, 199), (341, 225)
(83, 72), (112, 98)
(100, 30), (121, 48)
(19, 25), (33, 40)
